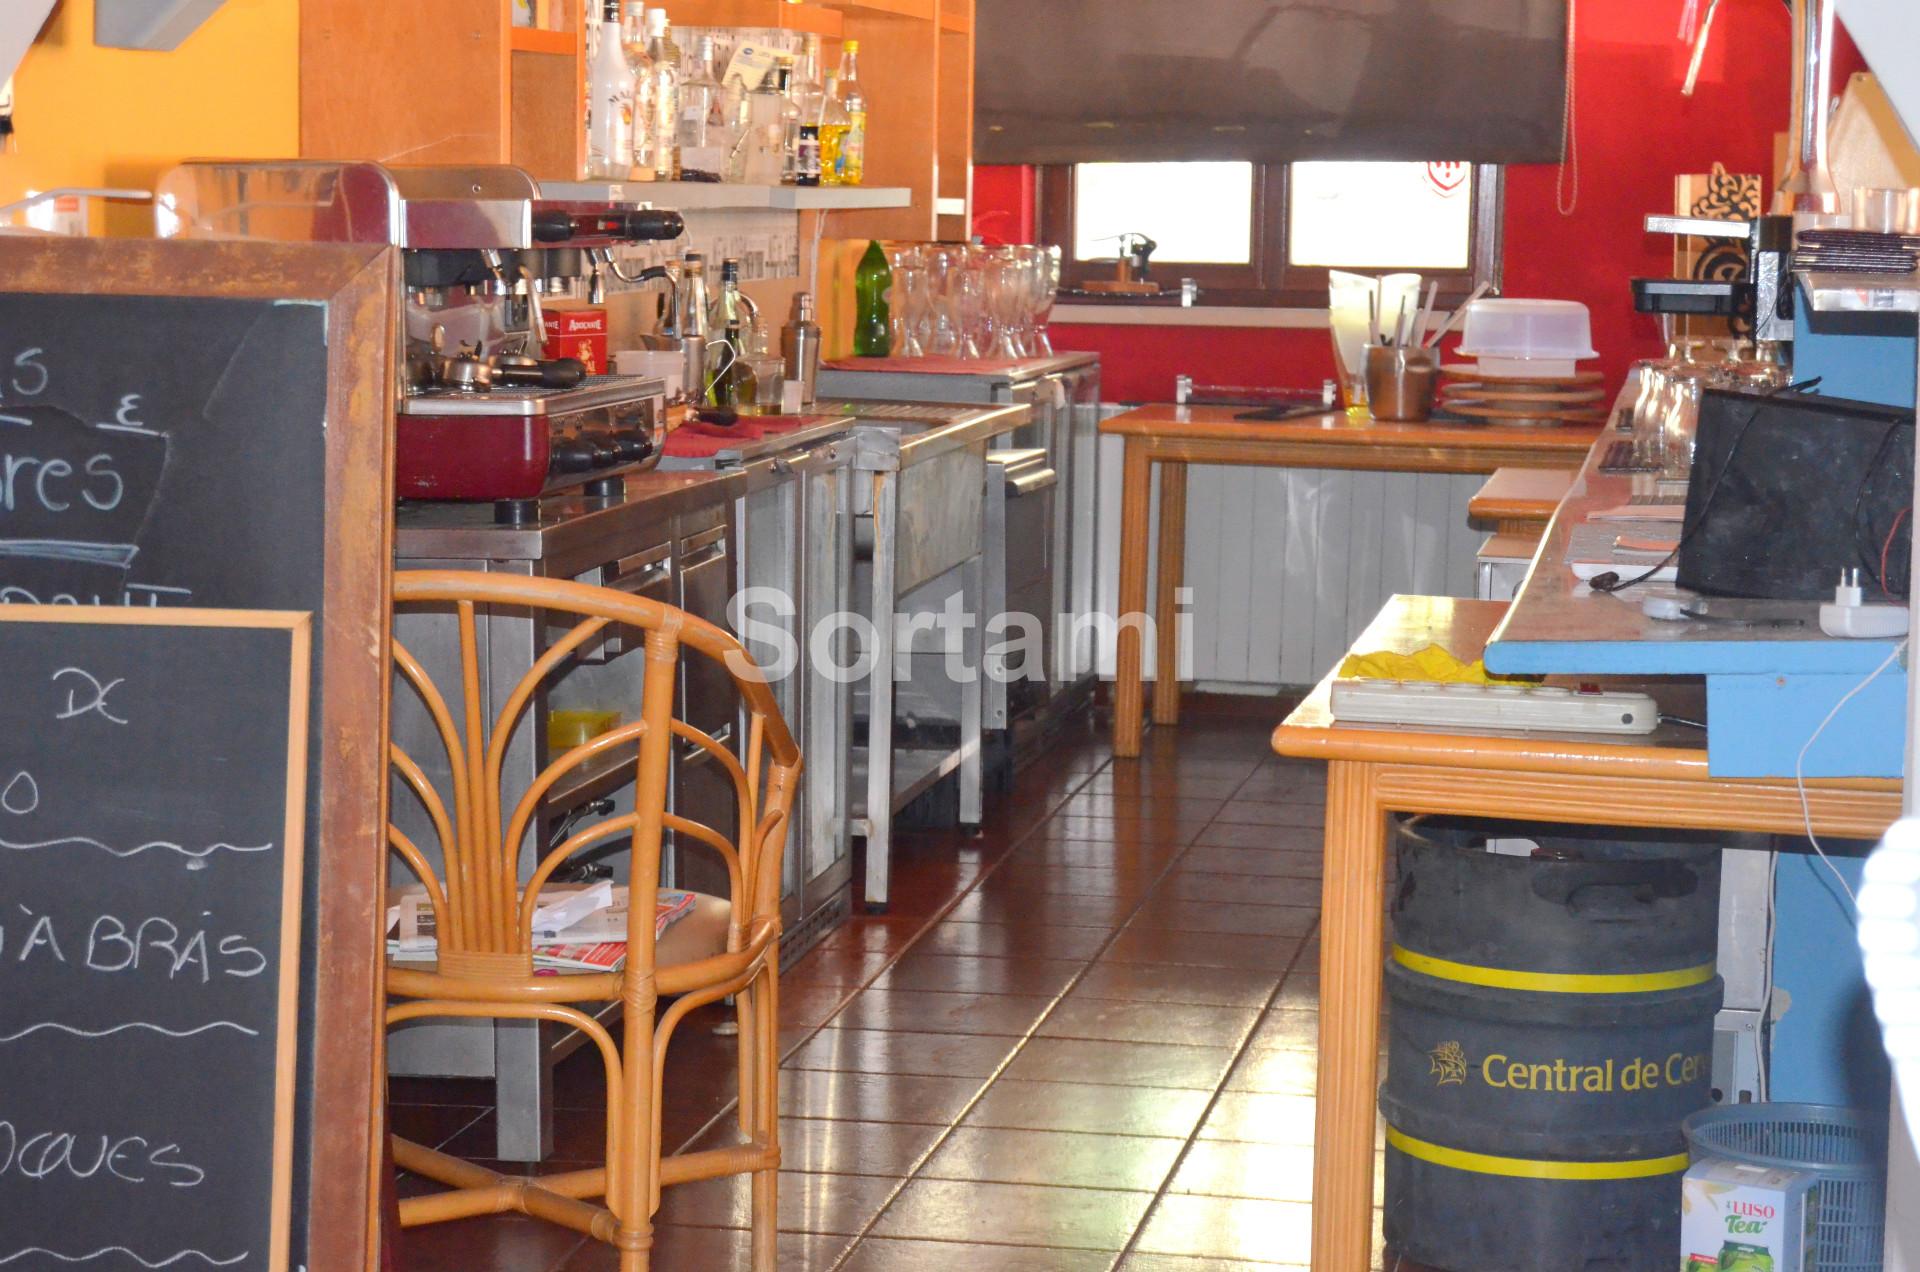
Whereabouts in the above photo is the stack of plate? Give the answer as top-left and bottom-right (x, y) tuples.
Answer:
(1437, 364), (1608, 427)
(1792, 229), (1920, 275)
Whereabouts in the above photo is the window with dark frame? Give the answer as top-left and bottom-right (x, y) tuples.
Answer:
(1039, 162), (1505, 309)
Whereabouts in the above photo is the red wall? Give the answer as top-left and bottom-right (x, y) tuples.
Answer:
(975, 0), (1860, 403)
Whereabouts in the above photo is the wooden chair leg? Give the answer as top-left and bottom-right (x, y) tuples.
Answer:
(614, 989), (657, 1272)
(735, 980), (757, 1137)
(750, 963), (780, 1272)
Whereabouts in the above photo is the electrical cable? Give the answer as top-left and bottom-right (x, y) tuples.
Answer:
(1794, 637), (1907, 910)
(1846, 417), (1911, 597)
(1759, 848), (1776, 1102)
(1659, 713), (1709, 730)
(1881, 506), (1910, 600)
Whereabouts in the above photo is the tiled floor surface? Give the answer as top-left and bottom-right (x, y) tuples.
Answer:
(392, 701), (1411, 1270)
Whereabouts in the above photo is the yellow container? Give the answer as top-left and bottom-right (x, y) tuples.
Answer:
(547, 709), (621, 752)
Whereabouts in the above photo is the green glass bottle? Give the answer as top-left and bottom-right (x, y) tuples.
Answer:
(853, 239), (892, 358)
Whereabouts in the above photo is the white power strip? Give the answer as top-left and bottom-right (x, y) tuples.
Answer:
(1330, 679), (1660, 734)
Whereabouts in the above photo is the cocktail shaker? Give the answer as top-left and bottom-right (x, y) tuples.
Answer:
(783, 291), (822, 407)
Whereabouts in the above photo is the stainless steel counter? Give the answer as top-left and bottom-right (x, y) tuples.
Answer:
(395, 468), (744, 567)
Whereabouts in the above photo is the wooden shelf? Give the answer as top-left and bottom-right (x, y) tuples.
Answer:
(821, 0), (937, 18)
(302, 0), (966, 220)
(509, 27), (577, 55)
(542, 179), (913, 211)
(662, 0), (844, 36)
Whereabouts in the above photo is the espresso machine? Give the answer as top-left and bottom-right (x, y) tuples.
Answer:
(156, 161), (686, 520)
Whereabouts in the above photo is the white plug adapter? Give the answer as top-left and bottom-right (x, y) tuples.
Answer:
(1820, 568), (1911, 638)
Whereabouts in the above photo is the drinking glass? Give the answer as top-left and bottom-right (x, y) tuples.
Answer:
(889, 246), (931, 358)
(925, 246), (967, 358)
(954, 249), (989, 359)
(1028, 245), (1061, 356)
(988, 247), (1027, 359)
(1660, 372), (1706, 480)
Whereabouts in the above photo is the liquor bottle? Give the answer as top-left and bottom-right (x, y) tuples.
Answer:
(621, 3), (656, 179)
(740, 68), (789, 186)
(644, 9), (679, 181)
(837, 40), (867, 186)
(586, 0), (634, 179)
(772, 65), (802, 185)
(790, 35), (826, 187)
(676, 35), (727, 182)
(854, 239), (893, 358)
(675, 253), (711, 404)
(818, 73), (853, 187)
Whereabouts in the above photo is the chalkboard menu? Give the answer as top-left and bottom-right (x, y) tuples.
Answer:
(0, 608), (310, 1269)
(0, 237), (398, 1271)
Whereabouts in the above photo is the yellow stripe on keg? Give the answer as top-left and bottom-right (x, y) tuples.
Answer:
(1386, 1127), (1691, 1181)
(1390, 945), (1715, 994)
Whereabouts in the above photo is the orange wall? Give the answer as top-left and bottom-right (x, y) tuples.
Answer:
(1, 0), (299, 235)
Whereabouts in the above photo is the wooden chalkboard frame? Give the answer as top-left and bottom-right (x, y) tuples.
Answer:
(0, 604), (313, 1269)
(0, 236), (399, 1272)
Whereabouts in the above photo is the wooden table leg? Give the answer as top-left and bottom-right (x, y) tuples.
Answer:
(1113, 439), (1153, 758)
(1314, 760), (1388, 1272)
(1152, 461), (1188, 727)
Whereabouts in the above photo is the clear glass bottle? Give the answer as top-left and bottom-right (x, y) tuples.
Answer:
(836, 39), (867, 186)
(621, 3), (655, 178)
(644, 9), (679, 181)
(741, 67), (789, 186)
(818, 73), (852, 187)
(586, 0), (633, 179)
(789, 35), (826, 187)
(676, 35), (727, 182)
(719, 48), (753, 183)
(763, 64), (797, 185)
(675, 252), (711, 403)
(709, 257), (754, 332)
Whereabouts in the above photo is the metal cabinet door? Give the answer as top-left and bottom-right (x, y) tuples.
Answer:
(737, 474), (806, 917)
(799, 459), (854, 926)
(674, 516), (740, 899)
(1064, 366), (1103, 681)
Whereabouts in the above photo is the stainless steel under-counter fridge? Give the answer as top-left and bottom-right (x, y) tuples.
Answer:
(816, 353), (1103, 746)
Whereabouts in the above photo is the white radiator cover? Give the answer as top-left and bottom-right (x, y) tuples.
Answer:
(1093, 430), (1488, 690)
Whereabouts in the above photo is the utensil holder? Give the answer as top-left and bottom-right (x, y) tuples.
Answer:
(1366, 345), (1439, 422)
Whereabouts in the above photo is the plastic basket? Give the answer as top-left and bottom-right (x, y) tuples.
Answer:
(1683, 1103), (1888, 1272)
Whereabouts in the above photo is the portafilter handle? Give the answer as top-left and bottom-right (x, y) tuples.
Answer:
(532, 208), (687, 243)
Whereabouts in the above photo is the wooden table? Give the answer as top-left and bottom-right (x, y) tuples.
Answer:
(1103, 404), (1600, 757)
(1272, 595), (1904, 1272)
(1467, 465), (1579, 536)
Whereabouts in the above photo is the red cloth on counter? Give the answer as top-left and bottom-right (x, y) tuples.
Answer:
(660, 414), (839, 458)
(661, 431), (744, 458)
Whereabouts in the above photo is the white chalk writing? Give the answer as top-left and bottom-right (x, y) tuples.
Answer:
(51, 668), (126, 724)
(0, 1249), (245, 1268)
(0, 1119), (206, 1188)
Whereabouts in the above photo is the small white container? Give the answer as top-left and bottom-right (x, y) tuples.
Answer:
(614, 348), (684, 402)
(1458, 299), (1596, 378)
